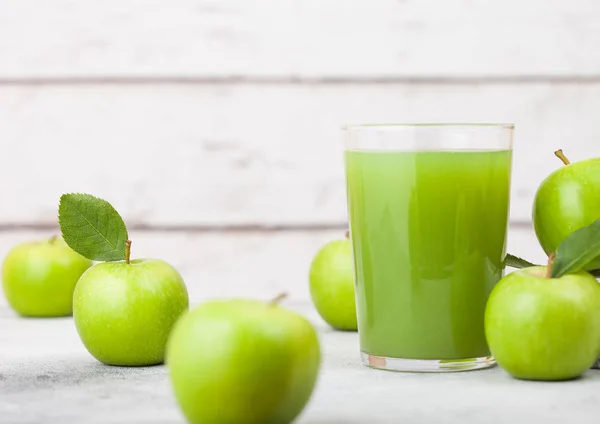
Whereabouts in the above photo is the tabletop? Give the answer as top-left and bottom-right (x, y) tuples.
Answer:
(1, 300), (600, 424)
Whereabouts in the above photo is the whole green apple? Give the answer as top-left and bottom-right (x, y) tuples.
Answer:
(309, 237), (357, 331)
(533, 151), (600, 269)
(2, 237), (92, 317)
(485, 266), (600, 381)
(74, 258), (188, 366)
(166, 297), (321, 424)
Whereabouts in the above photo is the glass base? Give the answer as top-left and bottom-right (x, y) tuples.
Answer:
(361, 352), (496, 373)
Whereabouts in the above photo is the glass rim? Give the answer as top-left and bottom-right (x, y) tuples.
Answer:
(342, 123), (515, 130)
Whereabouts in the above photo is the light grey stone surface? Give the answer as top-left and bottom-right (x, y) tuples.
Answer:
(1, 301), (599, 424)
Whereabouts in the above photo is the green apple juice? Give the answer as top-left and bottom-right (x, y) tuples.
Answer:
(345, 149), (512, 360)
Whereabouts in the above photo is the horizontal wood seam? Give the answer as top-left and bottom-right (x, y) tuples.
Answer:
(0, 221), (533, 233)
(2, 75), (600, 86)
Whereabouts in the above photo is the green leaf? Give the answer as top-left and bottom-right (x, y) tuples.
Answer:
(505, 253), (539, 269)
(58, 193), (129, 262)
(551, 218), (600, 278)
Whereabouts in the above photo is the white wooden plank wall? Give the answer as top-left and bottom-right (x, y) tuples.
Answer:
(0, 0), (596, 301)
(3, 0), (600, 78)
(1, 83), (600, 226)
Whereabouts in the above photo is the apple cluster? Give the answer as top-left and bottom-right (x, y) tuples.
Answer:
(486, 150), (600, 381)
(1, 194), (322, 424)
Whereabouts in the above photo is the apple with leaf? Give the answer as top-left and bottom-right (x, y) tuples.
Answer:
(491, 150), (600, 381)
(58, 193), (189, 366)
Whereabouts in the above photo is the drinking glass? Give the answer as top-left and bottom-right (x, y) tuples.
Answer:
(343, 123), (514, 372)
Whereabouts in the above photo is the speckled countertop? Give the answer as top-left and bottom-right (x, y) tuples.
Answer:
(1, 300), (599, 424)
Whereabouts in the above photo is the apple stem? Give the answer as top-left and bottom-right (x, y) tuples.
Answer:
(125, 240), (132, 265)
(554, 149), (571, 166)
(345, 230), (350, 239)
(546, 253), (556, 278)
(49, 235), (58, 244)
(269, 292), (288, 306)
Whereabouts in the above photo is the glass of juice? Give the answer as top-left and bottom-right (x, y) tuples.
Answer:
(343, 123), (514, 372)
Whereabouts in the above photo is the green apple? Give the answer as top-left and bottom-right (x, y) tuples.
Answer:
(485, 266), (600, 381)
(533, 151), (600, 269)
(309, 236), (357, 331)
(166, 297), (321, 424)
(74, 258), (188, 366)
(2, 237), (92, 317)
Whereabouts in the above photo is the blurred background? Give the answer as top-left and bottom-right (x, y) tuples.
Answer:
(0, 0), (598, 302)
